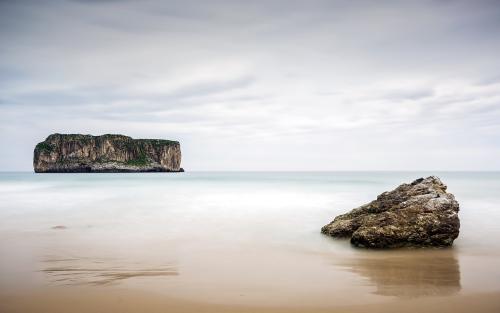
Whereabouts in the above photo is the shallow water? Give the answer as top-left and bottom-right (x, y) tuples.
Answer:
(0, 172), (499, 307)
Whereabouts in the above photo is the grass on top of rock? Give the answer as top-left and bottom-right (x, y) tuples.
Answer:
(136, 139), (179, 149)
(126, 154), (150, 166)
(35, 142), (55, 153)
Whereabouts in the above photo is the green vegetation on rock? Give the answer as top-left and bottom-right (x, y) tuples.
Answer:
(126, 153), (150, 166)
(35, 142), (54, 153)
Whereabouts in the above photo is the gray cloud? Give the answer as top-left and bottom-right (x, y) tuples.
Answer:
(1, 0), (500, 170)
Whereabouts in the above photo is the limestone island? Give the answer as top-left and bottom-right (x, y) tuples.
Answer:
(321, 176), (460, 248)
(34, 133), (183, 173)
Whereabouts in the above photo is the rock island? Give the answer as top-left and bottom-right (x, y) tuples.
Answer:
(34, 133), (183, 173)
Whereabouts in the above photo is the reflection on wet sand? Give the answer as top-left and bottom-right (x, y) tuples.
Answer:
(335, 249), (461, 298)
(41, 256), (178, 285)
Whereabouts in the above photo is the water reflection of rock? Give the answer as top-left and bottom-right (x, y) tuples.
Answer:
(41, 256), (178, 286)
(337, 250), (461, 298)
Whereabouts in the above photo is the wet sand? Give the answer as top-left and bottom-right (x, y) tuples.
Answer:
(1, 287), (499, 313)
(2, 242), (499, 312)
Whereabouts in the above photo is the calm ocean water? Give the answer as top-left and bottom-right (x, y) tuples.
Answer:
(1, 171), (499, 306)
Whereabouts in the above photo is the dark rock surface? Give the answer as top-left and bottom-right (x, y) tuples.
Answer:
(34, 133), (183, 173)
(321, 176), (460, 248)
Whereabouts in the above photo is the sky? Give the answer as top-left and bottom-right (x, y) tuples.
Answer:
(1, 0), (500, 171)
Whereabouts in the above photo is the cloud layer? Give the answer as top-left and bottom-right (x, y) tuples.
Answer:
(1, 0), (500, 170)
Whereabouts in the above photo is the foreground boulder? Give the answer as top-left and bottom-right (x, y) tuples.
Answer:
(34, 133), (183, 173)
(321, 177), (460, 248)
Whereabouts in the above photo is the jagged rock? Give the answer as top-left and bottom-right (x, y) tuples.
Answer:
(321, 177), (460, 248)
(34, 133), (183, 173)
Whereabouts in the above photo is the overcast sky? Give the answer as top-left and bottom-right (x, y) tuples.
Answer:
(1, 0), (500, 171)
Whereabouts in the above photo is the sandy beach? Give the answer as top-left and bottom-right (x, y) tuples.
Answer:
(1, 287), (500, 313)
(1, 172), (500, 312)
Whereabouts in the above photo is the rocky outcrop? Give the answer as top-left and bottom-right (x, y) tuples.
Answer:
(34, 134), (183, 173)
(321, 177), (460, 248)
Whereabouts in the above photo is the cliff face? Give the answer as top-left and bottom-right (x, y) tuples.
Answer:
(34, 134), (183, 173)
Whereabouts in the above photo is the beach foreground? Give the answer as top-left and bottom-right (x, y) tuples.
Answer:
(1, 172), (499, 312)
(1, 288), (500, 313)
